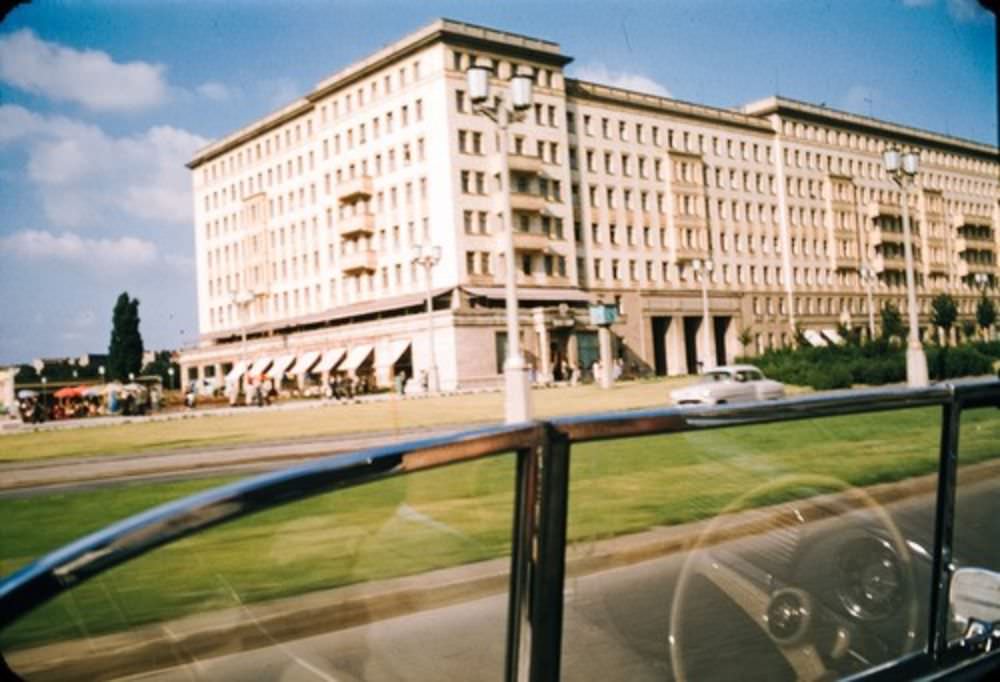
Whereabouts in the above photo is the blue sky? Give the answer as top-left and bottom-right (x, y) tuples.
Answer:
(0, 0), (995, 365)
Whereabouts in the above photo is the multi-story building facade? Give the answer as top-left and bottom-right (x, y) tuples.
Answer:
(180, 19), (999, 391)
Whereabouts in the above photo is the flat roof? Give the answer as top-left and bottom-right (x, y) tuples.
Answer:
(742, 96), (998, 160)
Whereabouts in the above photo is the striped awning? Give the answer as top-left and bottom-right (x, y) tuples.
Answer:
(383, 339), (411, 366)
(267, 354), (296, 379)
(342, 345), (374, 371)
(225, 361), (247, 383)
(249, 357), (273, 376)
(314, 348), (346, 373)
(290, 350), (321, 375)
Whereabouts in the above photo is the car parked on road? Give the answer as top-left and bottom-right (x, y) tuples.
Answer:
(669, 364), (785, 405)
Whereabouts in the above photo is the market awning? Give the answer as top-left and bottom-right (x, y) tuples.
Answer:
(821, 328), (844, 345)
(802, 329), (828, 347)
(290, 350), (321, 375)
(383, 340), (411, 367)
(314, 348), (346, 373)
(267, 354), (296, 379)
(249, 357), (273, 376)
(226, 361), (247, 383)
(54, 386), (82, 399)
(342, 345), (374, 371)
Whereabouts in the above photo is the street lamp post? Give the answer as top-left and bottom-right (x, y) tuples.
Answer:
(231, 289), (255, 391)
(882, 147), (928, 387)
(860, 264), (878, 341)
(167, 366), (175, 391)
(412, 244), (442, 393)
(98, 365), (105, 384)
(691, 258), (715, 371)
(975, 273), (991, 341)
(467, 60), (535, 423)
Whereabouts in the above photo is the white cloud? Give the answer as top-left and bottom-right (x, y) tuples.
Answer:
(947, 0), (990, 22)
(0, 29), (168, 112)
(196, 81), (235, 102)
(0, 105), (207, 228)
(572, 63), (671, 98)
(0, 230), (159, 271)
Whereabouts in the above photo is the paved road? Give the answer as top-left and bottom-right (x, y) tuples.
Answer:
(0, 424), (468, 496)
(11, 473), (997, 682)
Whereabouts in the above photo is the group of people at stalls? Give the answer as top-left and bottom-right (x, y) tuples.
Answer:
(17, 383), (154, 423)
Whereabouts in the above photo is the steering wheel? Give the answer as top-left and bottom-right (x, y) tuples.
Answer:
(668, 474), (920, 682)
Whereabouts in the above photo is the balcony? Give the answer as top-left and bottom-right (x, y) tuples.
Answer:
(340, 249), (377, 275)
(338, 176), (373, 204)
(511, 231), (550, 252)
(340, 212), (375, 239)
(955, 235), (995, 253)
(674, 245), (709, 262)
(870, 229), (904, 247)
(510, 192), (546, 213)
(507, 154), (543, 175)
(958, 260), (994, 278)
(872, 254), (905, 273)
(835, 256), (861, 271)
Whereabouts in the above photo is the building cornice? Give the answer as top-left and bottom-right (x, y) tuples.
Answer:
(188, 18), (571, 170)
(566, 79), (773, 134)
(742, 96), (998, 161)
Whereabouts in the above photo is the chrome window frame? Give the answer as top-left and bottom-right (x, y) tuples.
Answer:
(2, 380), (999, 681)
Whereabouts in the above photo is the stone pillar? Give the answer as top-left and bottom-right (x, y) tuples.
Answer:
(666, 315), (687, 376)
(598, 326), (614, 388)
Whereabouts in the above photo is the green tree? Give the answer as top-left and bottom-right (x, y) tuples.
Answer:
(738, 327), (753, 354)
(880, 302), (904, 343)
(976, 294), (996, 340)
(108, 292), (144, 381)
(930, 293), (958, 346)
(961, 319), (977, 343)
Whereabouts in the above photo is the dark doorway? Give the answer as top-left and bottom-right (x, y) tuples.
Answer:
(714, 316), (731, 366)
(651, 316), (670, 376)
(683, 316), (701, 375)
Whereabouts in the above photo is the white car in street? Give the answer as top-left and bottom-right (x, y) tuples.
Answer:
(669, 364), (785, 405)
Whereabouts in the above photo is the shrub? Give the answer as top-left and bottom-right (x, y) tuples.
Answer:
(806, 364), (853, 390)
(927, 346), (994, 380)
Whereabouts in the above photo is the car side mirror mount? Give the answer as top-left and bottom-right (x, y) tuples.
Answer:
(950, 567), (1000, 650)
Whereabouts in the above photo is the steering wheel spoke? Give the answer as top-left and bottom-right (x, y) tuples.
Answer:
(691, 551), (829, 681)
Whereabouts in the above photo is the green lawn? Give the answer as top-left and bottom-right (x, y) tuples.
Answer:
(0, 379), (704, 462)
(2, 404), (998, 653)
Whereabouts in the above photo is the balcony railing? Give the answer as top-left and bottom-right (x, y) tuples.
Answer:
(507, 154), (543, 175)
(340, 249), (377, 274)
(511, 231), (550, 252)
(337, 175), (373, 204)
(509, 192), (546, 213)
(956, 235), (995, 254)
(340, 212), (375, 239)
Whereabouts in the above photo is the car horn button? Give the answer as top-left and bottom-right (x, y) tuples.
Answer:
(766, 587), (813, 645)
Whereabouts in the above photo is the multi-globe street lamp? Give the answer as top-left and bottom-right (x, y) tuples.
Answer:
(412, 243), (442, 393)
(691, 258), (715, 371)
(466, 60), (534, 423)
(882, 147), (928, 387)
(860, 264), (878, 341)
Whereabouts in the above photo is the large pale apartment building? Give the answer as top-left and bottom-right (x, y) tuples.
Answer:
(180, 18), (999, 391)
